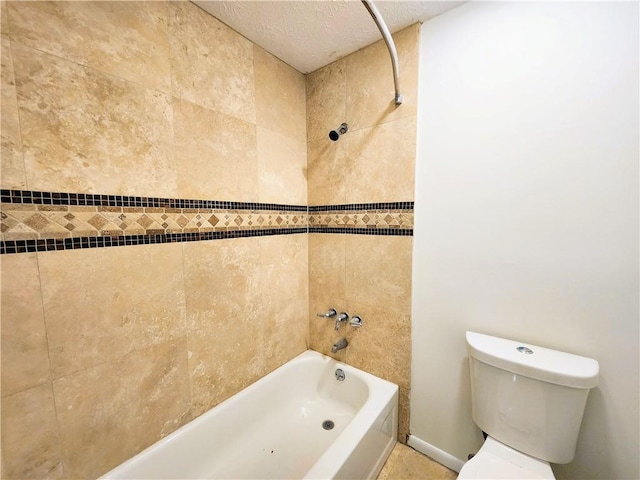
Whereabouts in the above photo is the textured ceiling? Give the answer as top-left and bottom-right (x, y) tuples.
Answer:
(194, 1), (466, 74)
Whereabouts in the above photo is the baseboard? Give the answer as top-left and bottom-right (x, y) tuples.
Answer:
(407, 434), (466, 473)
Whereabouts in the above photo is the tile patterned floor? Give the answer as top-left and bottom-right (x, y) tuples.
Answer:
(378, 443), (458, 480)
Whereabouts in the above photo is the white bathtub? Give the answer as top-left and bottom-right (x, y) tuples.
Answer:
(101, 350), (399, 480)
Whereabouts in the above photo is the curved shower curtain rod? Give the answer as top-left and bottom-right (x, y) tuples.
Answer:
(361, 0), (403, 106)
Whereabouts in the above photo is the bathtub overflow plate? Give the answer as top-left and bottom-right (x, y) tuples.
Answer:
(322, 420), (335, 430)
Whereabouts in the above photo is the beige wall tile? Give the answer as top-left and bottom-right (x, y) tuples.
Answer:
(12, 43), (176, 197)
(1, 37), (25, 189)
(306, 59), (347, 142)
(1, 1), (9, 37)
(307, 136), (347, 206)
(257, 126), (307, 205)
(169, 1), (255, 124)
(1, 383), (64, 479)
(257, 234), (309, 371)
(186, 312), (266, 418)
(344, 115), (417, 204)
(309, 233), (346, 301)
(1, 253), (50, 396)
(345, 234), (413, 315)
(53, 339), (191, 479)
(258, 232), (308, 266)
(263, 293), (309, 374)
(308, 234), (348, 357)
(346, 24), (419, 131)
(183, 235), (309, 415)
(37, 243), (186, 379)
(7, 1), (171, 93)
(308, 235), (414, 380)
(254, 46), (306, 142)
(258, 233), (309, 301)
(398, 387), (410, 444)
(173, 97), (258, 201)
(182, 238), (266, 416)
(344, 301), (411, 390)
(183, 237), (262, 324)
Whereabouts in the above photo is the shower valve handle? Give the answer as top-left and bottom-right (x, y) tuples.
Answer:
(349, 316), (363, 328)
(316, 308), (337, 318)
(334, 312), (349, 331)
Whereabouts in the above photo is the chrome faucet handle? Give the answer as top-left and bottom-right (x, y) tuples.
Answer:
(349, 316), (363, 328)
(334, 312), (349, 331)
(316, 308), (337, 318)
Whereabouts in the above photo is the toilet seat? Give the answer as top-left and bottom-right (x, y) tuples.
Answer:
(457, 436), (555, 479)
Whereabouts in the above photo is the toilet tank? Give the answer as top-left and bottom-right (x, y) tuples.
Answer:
(466, 331), (599, 464)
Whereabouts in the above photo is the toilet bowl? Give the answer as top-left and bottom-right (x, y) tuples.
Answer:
(458, 436), (554, 479)
(460, 331), (599, 480)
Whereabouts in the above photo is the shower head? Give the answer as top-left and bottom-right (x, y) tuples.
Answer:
(329, 123), (348, 141)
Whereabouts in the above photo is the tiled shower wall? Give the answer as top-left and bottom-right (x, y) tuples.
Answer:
(1, 2), (308, 478)
(1, 1), (418, 478)
(306, 25), (419, 443)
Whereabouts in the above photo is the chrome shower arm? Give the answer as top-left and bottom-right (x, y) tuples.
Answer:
(361, 0), (403, 106)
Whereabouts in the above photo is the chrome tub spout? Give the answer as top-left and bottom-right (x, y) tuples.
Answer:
(331, 338), (348, 353)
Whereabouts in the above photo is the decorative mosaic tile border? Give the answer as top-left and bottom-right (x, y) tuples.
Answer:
(308, 227), (413, 236)
(308, 202), (414, 230)
(0, 190), (414, 254)
(0, 189), (307, 239)
(308, 202), (414, 211)
(0, 229), (308, 255)
(0, 190), (307, 211)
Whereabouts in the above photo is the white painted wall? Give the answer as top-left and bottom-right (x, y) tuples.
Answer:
(411, 2), (639, 479)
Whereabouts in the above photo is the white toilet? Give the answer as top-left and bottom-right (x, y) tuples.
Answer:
(458, 331), (599, 479)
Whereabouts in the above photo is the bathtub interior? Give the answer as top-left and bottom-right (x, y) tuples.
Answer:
(101, 350), (398, 480)
(208, 394), (360, 479)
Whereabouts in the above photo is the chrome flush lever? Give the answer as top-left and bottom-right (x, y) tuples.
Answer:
(316, 308), (337, 318)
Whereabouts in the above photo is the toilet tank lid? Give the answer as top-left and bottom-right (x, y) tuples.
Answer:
(466, 331), (599, 389)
